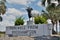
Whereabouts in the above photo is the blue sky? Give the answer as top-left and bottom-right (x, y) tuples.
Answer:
(0, 0), (45, 31)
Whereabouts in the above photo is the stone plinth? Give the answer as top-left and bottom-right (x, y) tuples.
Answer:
(27, 21), (34, 25)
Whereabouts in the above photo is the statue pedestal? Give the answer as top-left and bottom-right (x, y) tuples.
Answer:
(27, 20), (34, 25)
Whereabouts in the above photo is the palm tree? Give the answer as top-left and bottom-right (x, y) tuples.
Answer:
(42, 0), (60, 34)
(54, 5), (60, 34)
(47, 3), (60, 33)
(42, 10), (56, 29)
(42, 3), (60, 34)
(0, 0), (6, 21)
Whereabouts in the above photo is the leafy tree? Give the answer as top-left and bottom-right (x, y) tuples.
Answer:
(47, 4), (60, 33)
(34, 16), (47, 24)
(42, 0), (60, 34)
(0, 0), (6, 21)
(42, 3), (60, 34)
(15, 17), (24, 25)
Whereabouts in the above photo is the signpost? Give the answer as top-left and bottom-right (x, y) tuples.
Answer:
(6, 24), (52, 37)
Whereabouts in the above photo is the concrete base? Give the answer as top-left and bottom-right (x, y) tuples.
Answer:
(27, 21), (34, 25)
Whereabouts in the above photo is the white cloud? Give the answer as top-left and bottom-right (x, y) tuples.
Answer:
(0, 8), (27, 31)
(31, 10), (40, 14)
(0, 20), (14, 31)
(4, 8), (26, 25)
(0, 20), (14, 26)
(3, 8), (26, 25)
(0, 14), (15, 27)
(0, 15), (15, 31)
(31, 10), (41, 17)
(2, 14), (15, 21)
(6, 0), (36, 5)
(6, 8), (26, 17)
(47, 19), (52, 24)
(37, 1), (42, 7)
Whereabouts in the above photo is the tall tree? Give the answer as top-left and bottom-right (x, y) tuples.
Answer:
(47, 3), (60, 33)
(42, 3), (60, 34)
(0, 0), (6, 21)
(42, 0), (60, 34)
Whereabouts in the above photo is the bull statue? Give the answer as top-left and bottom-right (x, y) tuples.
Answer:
(26, 7), (33, 20)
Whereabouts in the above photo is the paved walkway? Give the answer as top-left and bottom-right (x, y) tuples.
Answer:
(34, 36), (60, 40)
(51, 35), (60, 37)
(0, 36), (34, 40)
(0, 35), (60, 40)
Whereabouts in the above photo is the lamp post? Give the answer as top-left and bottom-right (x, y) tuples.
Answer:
(26, 7), (33, 21)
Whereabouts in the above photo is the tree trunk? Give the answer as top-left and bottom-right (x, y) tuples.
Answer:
(56, 20), (59, 34)
(52, 21), (57, 34)
(45, 0), (48, 7)
(57, 20), (59, 34)
(51, 20), (55, 31)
